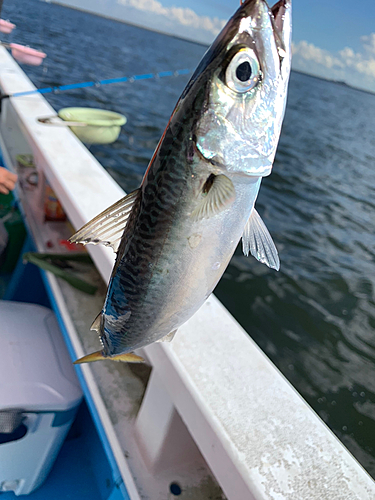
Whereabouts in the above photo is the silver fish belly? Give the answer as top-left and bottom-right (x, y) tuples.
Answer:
(70, 0), (292, 363)
(103, 170), (262, 355)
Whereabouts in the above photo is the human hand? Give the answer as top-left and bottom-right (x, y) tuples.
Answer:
(0, 167), (18, 194)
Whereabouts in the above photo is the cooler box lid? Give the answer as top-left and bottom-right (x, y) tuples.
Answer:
(0, 301), (82, 411)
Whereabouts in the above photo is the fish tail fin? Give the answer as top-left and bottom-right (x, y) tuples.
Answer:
(74, 350), (144, 364)
(90, 312), (103, 332)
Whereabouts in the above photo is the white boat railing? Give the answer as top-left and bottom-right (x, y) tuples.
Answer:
(0, 46), (374, 499)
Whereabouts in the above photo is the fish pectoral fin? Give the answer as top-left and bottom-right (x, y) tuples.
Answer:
(191, 174), (235, 221)
(69, 189), (140, 253)
(73, 350), (145, 364)
(242, 208), (280, 271)
(156, 330), (177, 343)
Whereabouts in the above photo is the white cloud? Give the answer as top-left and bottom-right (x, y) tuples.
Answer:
(292, 35), (375, 92)
(361, 33), (375, 56)
(117, 0), (226, 37)
(292, 41), (344, 70)
(339, 47), (355, 60)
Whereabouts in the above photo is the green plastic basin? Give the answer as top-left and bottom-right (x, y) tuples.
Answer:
(58, 107), (127, 145)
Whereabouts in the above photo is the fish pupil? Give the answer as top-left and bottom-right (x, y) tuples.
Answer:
(236, 61), (251, 82)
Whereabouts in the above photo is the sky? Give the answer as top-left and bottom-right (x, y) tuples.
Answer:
(58, 0), (375, 93)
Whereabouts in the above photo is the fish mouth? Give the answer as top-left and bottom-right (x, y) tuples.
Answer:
(241, 0), (291, 53)
(181, 0), (291, 100)
(242, 0), (291, 19)
(271, 0), (290, 24)
(269, 0), (292, 61)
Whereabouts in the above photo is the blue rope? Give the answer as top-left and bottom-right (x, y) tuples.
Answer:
(11, 68), (191, 98)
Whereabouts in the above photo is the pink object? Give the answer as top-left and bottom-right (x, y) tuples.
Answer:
(10, 43), (47, 66)
(0, 19), (16, 34)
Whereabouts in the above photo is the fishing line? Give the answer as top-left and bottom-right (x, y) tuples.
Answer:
(3, 68), (192, 99)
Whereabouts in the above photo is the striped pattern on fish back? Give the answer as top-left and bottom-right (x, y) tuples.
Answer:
(102, 96), (202, 356)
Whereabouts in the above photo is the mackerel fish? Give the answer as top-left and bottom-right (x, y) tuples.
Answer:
(71, 0), (292, 363)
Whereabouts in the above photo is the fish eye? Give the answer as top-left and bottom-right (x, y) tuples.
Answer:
(225, 48), (260, 94)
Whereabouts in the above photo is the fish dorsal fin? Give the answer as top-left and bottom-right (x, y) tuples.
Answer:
(156, 330), (177, 343)
(242, 208), (280, 270)
(69, 189), (140, 253)
(192, 174), (235, 221)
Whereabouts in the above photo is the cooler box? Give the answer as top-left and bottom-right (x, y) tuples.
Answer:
(0, 301), (83, 495)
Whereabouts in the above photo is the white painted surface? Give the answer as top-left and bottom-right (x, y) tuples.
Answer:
(134, 370), (204, 474)
(146, 297), (375, 499)
(0, 46), (374, 499)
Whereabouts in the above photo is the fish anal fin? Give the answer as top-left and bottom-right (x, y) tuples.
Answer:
(69, 189), (140, 253)
(242, 208), (280, 270)
(192, 174), (235, 221)
(156, 330), (177, 343)
(74, 350), (144, 364)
